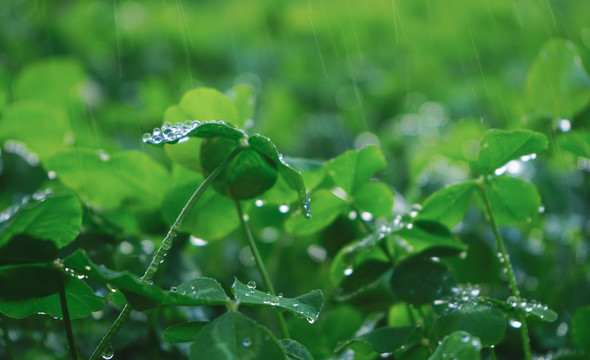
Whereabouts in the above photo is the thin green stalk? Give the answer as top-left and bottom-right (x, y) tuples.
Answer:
(235, 200), (290, 339)
(89, 144), (245, 360)
(490, 347), (498, 360)
(478, 177), (531, 360)
(58, 274), (78, 360)
(1, 315), (15, 360)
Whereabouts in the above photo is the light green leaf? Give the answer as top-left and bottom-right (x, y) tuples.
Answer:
(189, 311), (287, 360)
(280, 339), (315, 360)
(14, 58), (86, 109)
(484, 176), (541, 225)
(232, 278), (323, 323)
(353, 181), (394, 218)
(0, 102), (71, 160)
(44, 149), (171, 210)
(0, 191), (82, 249)
(477, 129), (548, 175)
(429, 331), (481, 360)
(284, 189), (347, 236)
(179, 87), (241, 127)
(526, 39), (590, 120)
(393, 221), (467, 261)
(163, 321), (209, 343)
(227, 84), (256, 125)
(325, 146), (387, 194)
(417, 181), (478, 229)
(434, 302), (506, 347)
(161, 180), (240, 240)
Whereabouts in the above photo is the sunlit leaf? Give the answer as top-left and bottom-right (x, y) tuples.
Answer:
(417, 181), (478, 229)
(232, 278), (323, 323)
(0, 191), (82, 249)
(483, 176), (541, 225)
(325, 146), (387, 194)
(526, 39), (590, 121)
(189, 311), (287, 360)
(477, 129), (547, 176)
(429, 331), (482, 360)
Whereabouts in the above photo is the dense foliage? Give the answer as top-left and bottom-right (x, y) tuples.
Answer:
(1, 1), (590, 359)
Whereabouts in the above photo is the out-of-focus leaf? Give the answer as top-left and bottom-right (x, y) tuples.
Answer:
(325, 146), (386, 194)
(0, 191), (82, 249)
(526, 39), (590, 120)
(429, 331), (482, 360)
(0, 102), (71, 160)
(227, 84), (256, 125)
(161, 180), (240, 240)
(483, 176), (541, 225)
(477, 129), (547, 175)
(571, 305), (590, 352)
(232, 278), (322, 323)
(163, 321), (209, 343)
(14, 58), (86, 109)
(189, 311), (287, 360)
(353, 181), (394, 218)
(44, 149), (171, 210)
(417, 181), (478, 229)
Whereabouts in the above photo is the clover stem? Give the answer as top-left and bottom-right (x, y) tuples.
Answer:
(490, 348), (498, 360)
(58, 274), (78, 360)
(89, 144), (246, 360)
(235, 200), (290, 339)
(478, 177), (531, 360)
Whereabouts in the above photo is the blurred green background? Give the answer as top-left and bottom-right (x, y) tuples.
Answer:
(1, 0), (590, 359)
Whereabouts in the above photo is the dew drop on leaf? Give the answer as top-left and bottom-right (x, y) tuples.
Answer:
(509, 319), (522, 328)
(102, 345), (114, 359)
(242, 337), (252, 347)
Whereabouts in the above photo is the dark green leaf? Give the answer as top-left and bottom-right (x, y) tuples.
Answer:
(189, 311), (287, 360)
(0, 236), (58, 266)
(334, 326), (415, 354)
(484, 176), (541, 225)
(0, 273), (103, 319)
(429, 331), (482, 360)
(571, 305), (590, 352)
(163, 321), (209, 343)
(280, 339), (315, 360)
(477, 129), (548, 175)
(0, 191), (82, 249)
(232, 278), (323, 323)
(393, 220), (466, 261)
(249, 135), (310, 216)
(336, 261), (391, 301)
(390, 257), (457, 306)
(330, 233), (383, 286)
(434, 301), (506, 347)
(0, 263), (62, 301)
(63, 250), (229, 311)
(417, 181), (477, 229)
(285, 189), (347, 235)
(526, 39), (590, 120)
(44, 149), (171, 210)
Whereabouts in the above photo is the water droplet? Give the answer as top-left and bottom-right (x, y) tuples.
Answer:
(247, 281), (256, 291)
(556, 322), (568, 336)
(102, 345), (114, 359)
(278, 204), (290, 213)
(303, 193), (312, 219)
(306, 316), (316, 324)
(343, 267), (354, 276)
(142, 133), (151, 143)
(360, 212), (373, 221)
(379, 353), (392, 358)
(76, 274), (87, 280)
(270, 296), (280, 306)
(84, 265), (91, 271)
(242, 337), (252, 347)
(509, 319), (522, 328)
(97, 150), (110, 162)
(460, 335), (470, 343)
(255, 199), (265, 207)
(558, 118), (571, 132)
(170, 286), (177, 292)
(525, 303), (534, 312)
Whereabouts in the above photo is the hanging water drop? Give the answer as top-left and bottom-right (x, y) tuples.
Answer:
(306, 316), (316, 324)
(102, 345), (114, 359)
(242, 337), (252, 347)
